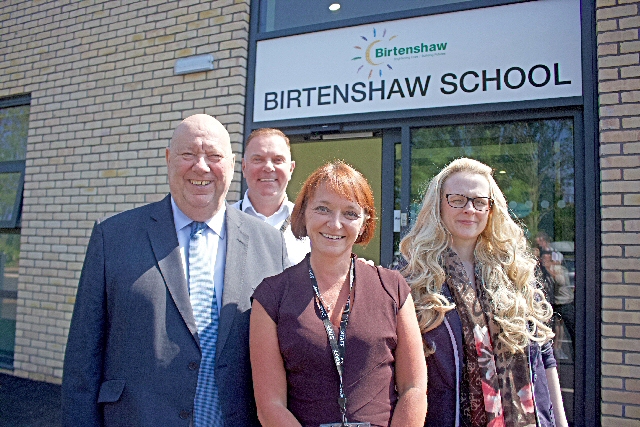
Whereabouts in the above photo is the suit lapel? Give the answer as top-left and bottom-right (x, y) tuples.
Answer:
(216, 206), (248, 359)
(148, 195), (199, 345)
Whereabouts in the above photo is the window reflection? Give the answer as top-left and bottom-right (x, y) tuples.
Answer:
(0, 233), (19, 368)
(0, 104), (29, 162)
(0, 172), (21, 222)
(260, 0), (473, 33)
(0, 100), (29, 368)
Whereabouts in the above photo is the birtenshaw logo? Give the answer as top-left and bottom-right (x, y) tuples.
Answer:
(375, 42), (448, 58)
(352, 28), (447, 79)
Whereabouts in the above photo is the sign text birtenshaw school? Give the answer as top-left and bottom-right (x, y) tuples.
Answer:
(252, 0), (581, 122)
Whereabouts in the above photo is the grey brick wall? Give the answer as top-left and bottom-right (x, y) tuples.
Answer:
(0, 0), (249, 383)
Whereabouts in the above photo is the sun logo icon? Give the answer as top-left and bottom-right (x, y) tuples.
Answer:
(352, 28), (396, 79)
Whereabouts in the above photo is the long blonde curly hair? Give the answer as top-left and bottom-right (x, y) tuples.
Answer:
(400, 158), (553, 354)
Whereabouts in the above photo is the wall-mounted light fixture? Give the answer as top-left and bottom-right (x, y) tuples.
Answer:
(329, 3), (341, 11)
(174, 54), (215, 75)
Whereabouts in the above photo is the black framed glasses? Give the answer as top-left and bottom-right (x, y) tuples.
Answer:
(445, 194), (493, 211)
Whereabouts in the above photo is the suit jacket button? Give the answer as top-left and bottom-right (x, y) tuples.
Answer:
(179, 410), (191, 419)
(188, 361), (198, 371)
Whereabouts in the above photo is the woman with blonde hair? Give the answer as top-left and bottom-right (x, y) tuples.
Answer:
(400, 158), (567, 427)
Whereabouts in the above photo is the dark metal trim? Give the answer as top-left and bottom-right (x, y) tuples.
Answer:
(254, 0), (531, 40)
(242, 0), (263, 196)
(400, 126), (411, 236)
(261, 104), (583, 137)
(575, 0), (601, 424)
(0, 94), (30, 109)
(0, 161), (25, 173)
(0, 290), (18, 299)
(247, 97), (583, 132)
(380, 129), (400, 267)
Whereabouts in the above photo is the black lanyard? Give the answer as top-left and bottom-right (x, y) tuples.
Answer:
(309, 257), (355, 426)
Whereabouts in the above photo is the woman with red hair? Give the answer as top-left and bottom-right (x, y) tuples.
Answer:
(250, 161), (427, 427)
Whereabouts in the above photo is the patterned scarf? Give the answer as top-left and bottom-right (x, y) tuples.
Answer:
(443, 249), (537, 427)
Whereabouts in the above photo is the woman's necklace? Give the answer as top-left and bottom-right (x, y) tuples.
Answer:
(310, 257), (355, 314)
(316, 291), (334, 312)
(315, 273), (350, 313)
(316, 280), (345, 312)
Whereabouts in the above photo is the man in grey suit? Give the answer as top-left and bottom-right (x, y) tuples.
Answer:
(62, 114), (288, 427)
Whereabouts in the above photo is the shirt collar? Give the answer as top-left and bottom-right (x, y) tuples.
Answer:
(171, 196), (226, 239)
(241, 190), (292, 218)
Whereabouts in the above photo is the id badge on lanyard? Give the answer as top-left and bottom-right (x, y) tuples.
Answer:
(310, 258), (371, 427)
(319, 423), (371, 427)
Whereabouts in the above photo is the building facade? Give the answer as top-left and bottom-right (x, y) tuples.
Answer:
(597, 0), (640, 424)
(0, 0), (638, 425)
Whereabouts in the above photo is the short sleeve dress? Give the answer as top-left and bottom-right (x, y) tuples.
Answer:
(252, 254), (411, 427)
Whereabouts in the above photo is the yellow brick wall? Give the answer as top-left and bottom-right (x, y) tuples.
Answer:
(0, 0), (249, 383)
(597, 0), (640, 424)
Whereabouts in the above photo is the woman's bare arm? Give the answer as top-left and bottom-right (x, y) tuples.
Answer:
(250, 300), (302, 427)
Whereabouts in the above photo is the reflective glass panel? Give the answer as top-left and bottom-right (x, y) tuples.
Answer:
(0, 104), (29, 162)
(407, 118), (576, 422)
(0, 101), (28, 368)
(0, 233), (19, 368)
(260, 0), (473, 33)
(0, 172), (21, 223)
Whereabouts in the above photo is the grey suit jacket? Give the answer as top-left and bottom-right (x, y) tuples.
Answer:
(62, 195), (288, 427)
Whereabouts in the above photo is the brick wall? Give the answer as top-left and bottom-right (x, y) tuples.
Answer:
(597, 0), (640, 424)
(3, 1), (640, 425)
(0, 0), (249, 383)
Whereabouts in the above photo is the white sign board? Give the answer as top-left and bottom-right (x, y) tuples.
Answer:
(253, 0), (582, 122)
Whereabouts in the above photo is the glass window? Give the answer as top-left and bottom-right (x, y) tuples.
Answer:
(0, 233), (19, 368)
(0, 104), (29, 229)
(0, 100), (29, 369)
(0, 172), (23, 226)
(405, 118), (576, 422)
(259, 0), (473, 33)
(0, 104), (29, 162)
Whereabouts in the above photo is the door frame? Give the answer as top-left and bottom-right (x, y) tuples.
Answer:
(385, 106), (598, 426)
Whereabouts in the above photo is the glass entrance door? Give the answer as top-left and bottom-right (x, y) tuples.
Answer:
(396, 118), (577, 423)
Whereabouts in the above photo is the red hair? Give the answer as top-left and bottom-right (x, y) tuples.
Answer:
(290, 160), (376, 245)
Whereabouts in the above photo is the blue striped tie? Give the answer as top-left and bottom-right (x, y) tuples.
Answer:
(189, 221), (223, 427)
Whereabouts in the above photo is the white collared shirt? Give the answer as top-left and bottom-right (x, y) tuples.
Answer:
(231, 191), (310, 265)
(171, 197), (226, 312)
